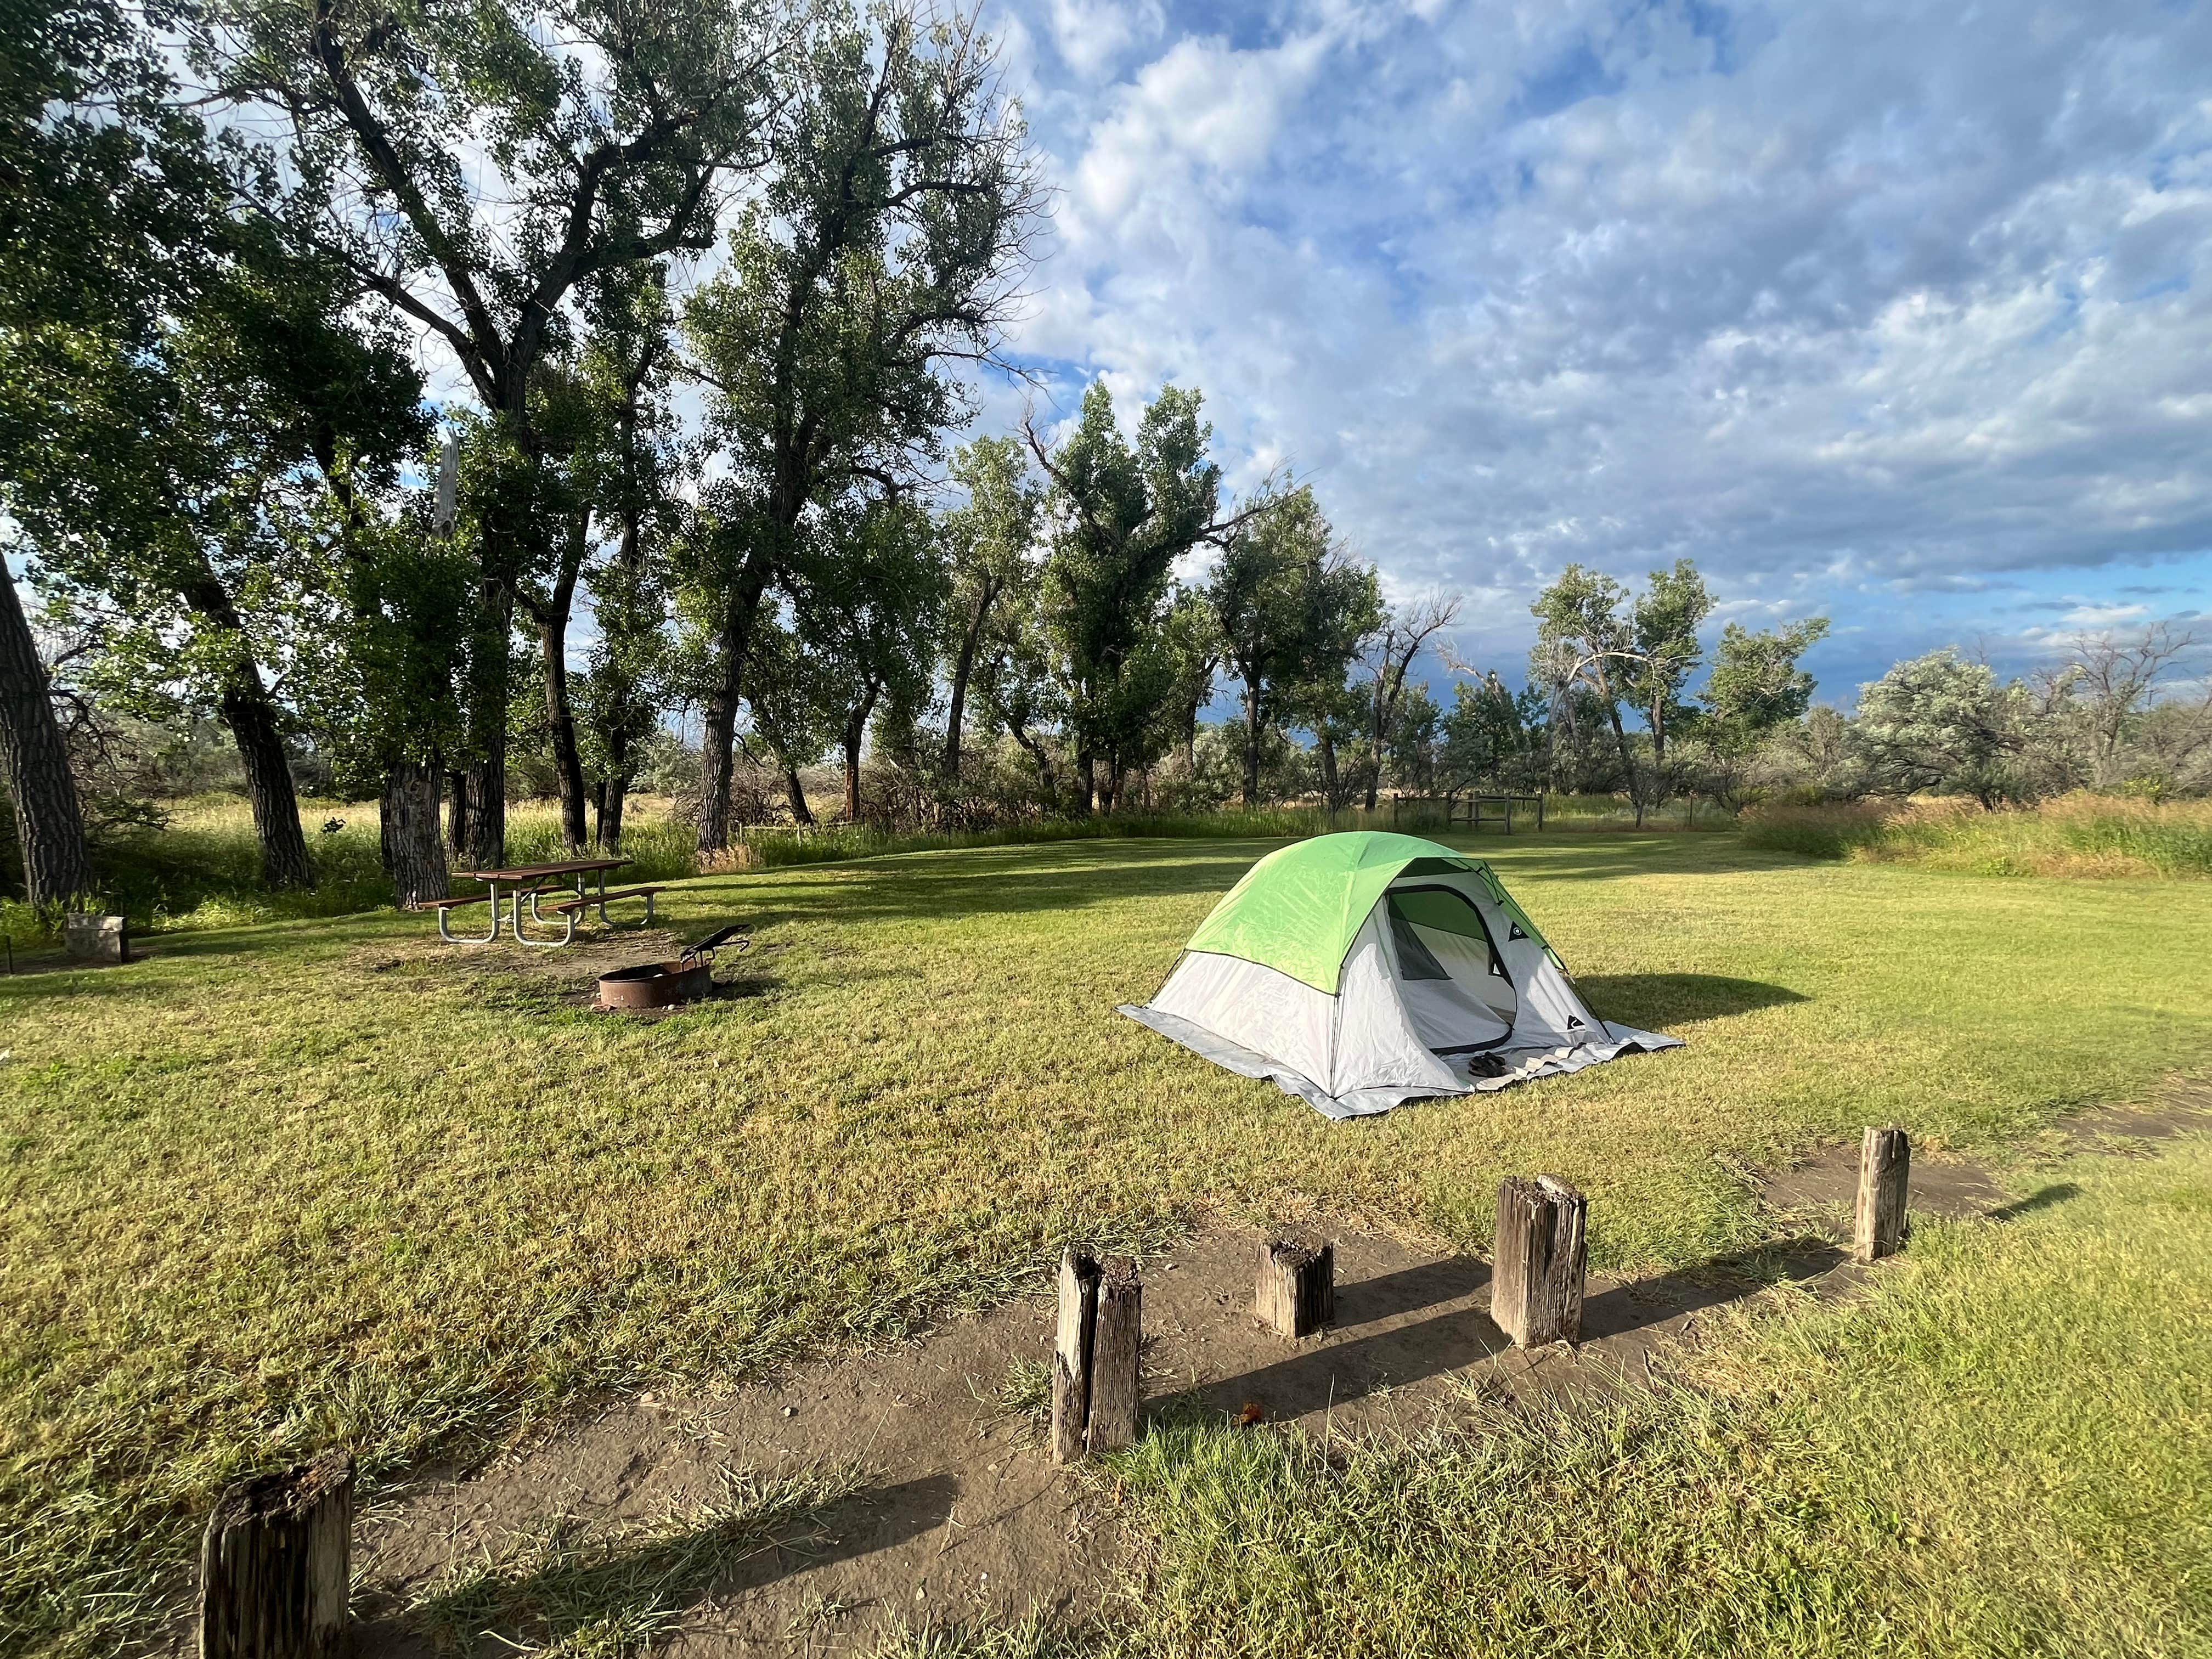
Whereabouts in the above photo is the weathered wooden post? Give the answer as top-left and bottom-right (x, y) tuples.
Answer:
(199, 1452), (353, 1659)
(1051, 1250), (1101, 1466)
(1050, 1250), (1143, 1460)
(1086, 1257), (1143, 1453)
(1492, 1176), (1587, 1346)
(1853, 1126), (1911, 1263)
(1255, 1238), (1334, 1338)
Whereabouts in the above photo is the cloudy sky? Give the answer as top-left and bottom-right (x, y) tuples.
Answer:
(973, 0), (2212, 704)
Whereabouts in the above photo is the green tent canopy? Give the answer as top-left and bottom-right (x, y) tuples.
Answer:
(1121, 831), (1679, 1119)
(1183, 832), (1560, 994)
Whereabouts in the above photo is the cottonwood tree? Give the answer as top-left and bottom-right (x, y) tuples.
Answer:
(0, 579), (95, 907)
(1210, 483), (1378, 805)
(971, 583), (1064, 803)
(572, 274), (687, 849)
(203, 0), (787, 866)
(1527, 558), (1714, 819)
(1695, 616), (1829, 804)
(739, 614), (833, 825)
(1439, 670), (1548, 795)
(937, 436), (1040, 786)
(1626, 559), (1712, 801)
(682, 1), (1041, 851)
(1357, 595), (1459, 810)
(1157, 586), (1222, 785)
(10, 215), (425, 891)
(1029, 382), (1253, 811)
(1, 0), (233, 905)
(786, 493), (946, 821)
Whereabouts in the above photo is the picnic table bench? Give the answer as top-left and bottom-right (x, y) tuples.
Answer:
(433, 858), (659, 947)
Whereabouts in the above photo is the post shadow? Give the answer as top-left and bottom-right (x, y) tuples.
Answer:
(1324, 1256), (1491, 1331)
(1184, 1237), (1848, 1421)
(379, 1471), (956, 1653)
(1985, 1183), (2082, 1223)
(1578, 1238), (1845, 1340)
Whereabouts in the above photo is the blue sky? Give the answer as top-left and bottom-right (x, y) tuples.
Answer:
(975, 0), (2212, 708)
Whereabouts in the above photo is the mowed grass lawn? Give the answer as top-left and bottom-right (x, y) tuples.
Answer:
(4, 830), (2211, 1652)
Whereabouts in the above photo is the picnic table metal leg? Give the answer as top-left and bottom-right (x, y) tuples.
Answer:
(513, 887), (578, 948)
(438, 895), (499, 945)
(436, 898), (498, 946)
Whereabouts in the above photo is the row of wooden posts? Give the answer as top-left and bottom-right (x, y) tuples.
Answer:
(198, 1127), (1914, 1655)
(1048, 1125), (1912, 1465)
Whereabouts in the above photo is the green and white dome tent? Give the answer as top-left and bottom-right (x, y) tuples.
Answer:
(1119, 831), (1680, 1119)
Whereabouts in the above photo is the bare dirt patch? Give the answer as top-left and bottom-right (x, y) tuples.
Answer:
(343, 1219), (1851, 1656)
(1758, 1082), (2212, 1228)
(349, 923), (777, 1017)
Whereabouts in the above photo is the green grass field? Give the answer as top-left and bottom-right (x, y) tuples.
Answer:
(4, 828), (2211, 1654)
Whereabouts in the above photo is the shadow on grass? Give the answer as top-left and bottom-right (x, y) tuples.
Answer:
(384, 1471), (953, 1657)
(1579, 1238), (1846, 1339)
(1181, 1237), (1844, 1421)
(1577, 972), (1808, 1028)
(1987, 1183), (2083, 1223)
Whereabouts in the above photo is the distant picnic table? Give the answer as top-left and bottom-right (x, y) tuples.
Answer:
(430, 857), (663, 947)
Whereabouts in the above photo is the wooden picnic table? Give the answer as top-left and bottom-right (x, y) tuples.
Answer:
(439, 857), (629, 947)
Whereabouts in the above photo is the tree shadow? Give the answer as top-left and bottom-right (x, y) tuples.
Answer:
(1574, 972), (1808, 1028)
(1986, 1183), (2082, 1223)
(374, 1472), (954, 1658)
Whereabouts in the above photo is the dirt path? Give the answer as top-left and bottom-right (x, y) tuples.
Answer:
(336, 1086), (2207, 1657)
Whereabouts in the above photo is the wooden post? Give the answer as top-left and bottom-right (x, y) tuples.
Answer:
(199, 1452), (353, 1659)
(1086, 1256), (1143, 1454)
(1255, 1238), (1334, 1338)
(1491, 1176), (1587, 1346)
(1853, 1126), (1911, 1263)
(1537, 793), (1545, 831)
(1051, 1250), (1101, 1466)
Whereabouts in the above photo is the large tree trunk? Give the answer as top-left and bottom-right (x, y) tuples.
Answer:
(181, 561), (312, 890)
(1601, 687), (1642, 827)
(457, 575), (514, 870)
(1317, 725), (1339, 812)
(1241, 686), (1264, 806)
(537, 617), (586, 852)
(1077, 749), (1096, 815)
(782, 763), (814, 825)
(597, 726), (629, 851)
(696, 552), (774, 854)
(0, 572), (94, 906)
(219, 678), (312, 890)
(380, 760), (449, 907)
(940, 579), (998, 784)
(445, 769), (469, 858)
(527, 511), (590, 853)
(843, 679), (882, 822)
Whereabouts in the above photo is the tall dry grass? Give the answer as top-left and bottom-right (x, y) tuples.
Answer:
(1740, 791), (2212, 878)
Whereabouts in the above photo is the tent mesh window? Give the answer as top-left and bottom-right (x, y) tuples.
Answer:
(1386, 886), (1511, 983)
